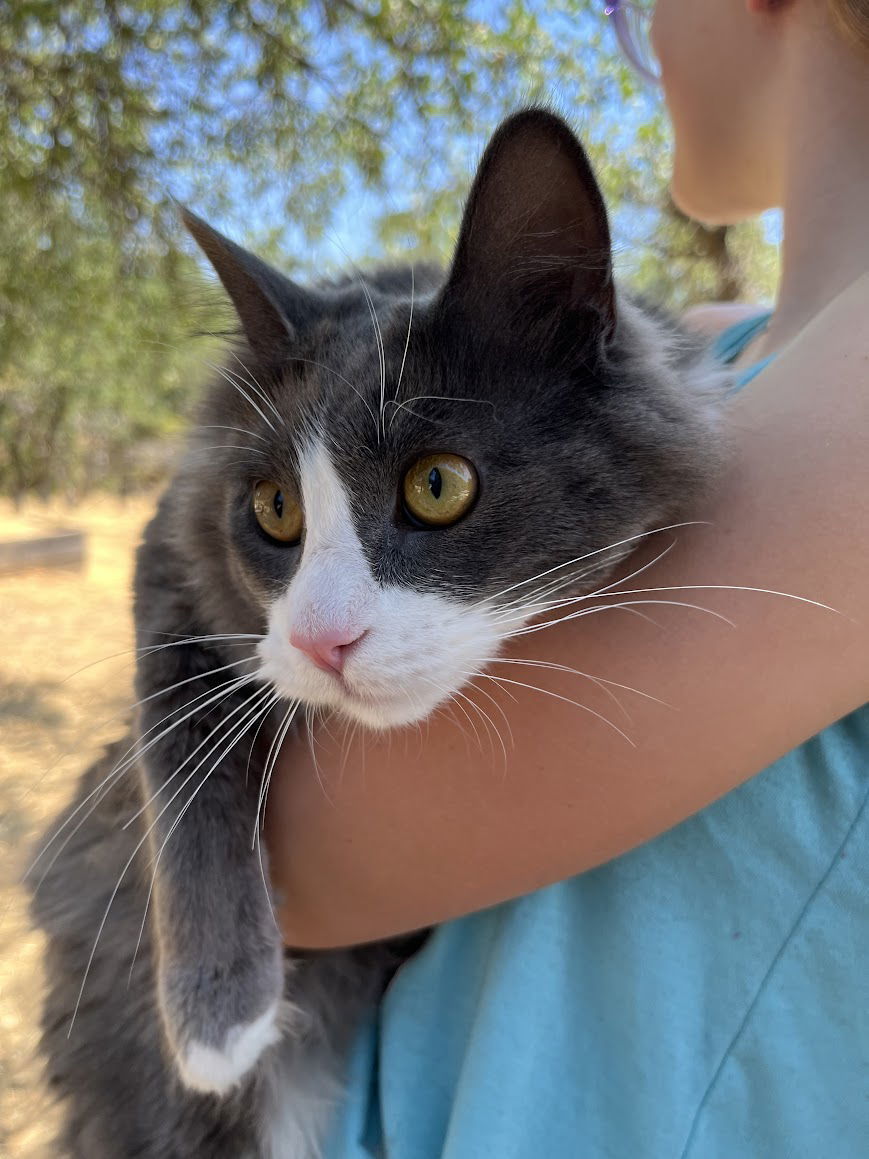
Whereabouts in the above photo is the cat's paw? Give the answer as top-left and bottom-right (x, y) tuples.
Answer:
(158, 947), (285, 1095)
(177, 1000), (282, 1095)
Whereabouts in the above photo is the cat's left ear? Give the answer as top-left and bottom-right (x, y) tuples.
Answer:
(441, 108), (616, 350)
(181, 208), (317, 359)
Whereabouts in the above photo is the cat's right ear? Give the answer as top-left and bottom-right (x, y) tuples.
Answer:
(439, 109), (616, 355)
(181, 208), (316, 359)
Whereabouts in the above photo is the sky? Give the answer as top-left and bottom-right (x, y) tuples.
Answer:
(168, 0), (781, 293)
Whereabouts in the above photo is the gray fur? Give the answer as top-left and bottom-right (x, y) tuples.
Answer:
(29, 109), (732, 1156)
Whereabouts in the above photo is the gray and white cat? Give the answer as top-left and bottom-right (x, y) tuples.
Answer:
(29, 109), (731, 1157)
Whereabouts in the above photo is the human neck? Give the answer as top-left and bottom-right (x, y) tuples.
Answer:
(760, 37), (869, 358)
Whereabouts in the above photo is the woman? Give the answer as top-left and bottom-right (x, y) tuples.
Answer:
(267, 1), (869, 1154)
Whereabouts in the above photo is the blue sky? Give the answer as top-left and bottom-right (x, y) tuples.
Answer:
(172, 1), (781, 291)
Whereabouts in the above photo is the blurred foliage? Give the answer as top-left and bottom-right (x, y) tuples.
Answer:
(0, 0), (779, 499)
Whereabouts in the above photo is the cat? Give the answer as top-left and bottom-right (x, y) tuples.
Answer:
(28, 107), (732, 1157)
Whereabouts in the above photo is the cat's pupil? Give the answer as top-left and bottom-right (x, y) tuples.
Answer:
(273, 490), (284, 518)
(428, 468), (442, 500)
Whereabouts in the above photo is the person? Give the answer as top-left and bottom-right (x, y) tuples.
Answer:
(265, 1), (869, 1154)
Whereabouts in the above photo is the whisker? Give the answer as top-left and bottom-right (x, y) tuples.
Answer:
(473, 522), (709, 611)
(432, 700), (476, 755)
(475, 672), (635, 746)
(11, 655), (255, 839)
(69, 684), (267, 1028)
(245, 690), (281, 787)
(60, 634), (263, 684)
(593, 583), (843, 615)
(393, 264), (415, 405)
(187, 444), (267, 455)
(253, 697), (301, 935)
(326, 236), (387, 443)
(420, 676), (484, 754)
(358, 277), (387, 442)
(455, 686), (510, 768)
(386, 395), (497, 430)
(121, 679), (265, 830)
(253, 697), (300, 849)
(286, 355), (379, 432)
(490, 562), (605, 623)
(486, 656), (669, 710)
(204, 361), (277, 434)
(513, 598), (737, 638)
(304, 704), (333, 804)
(338, 718), (361, 785)
(26, 673), (256, 884)
(195, 424), (268, 443)
(127, 686), (277, 985)
(227, 351), (285, 427)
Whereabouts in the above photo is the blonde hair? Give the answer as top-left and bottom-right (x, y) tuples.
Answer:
(829, 0), (869, 52)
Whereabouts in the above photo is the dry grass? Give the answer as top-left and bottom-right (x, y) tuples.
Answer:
(0, 494), (157, 1159)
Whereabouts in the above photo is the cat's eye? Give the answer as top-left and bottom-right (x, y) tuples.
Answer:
(402, 453), (478, 527)
(252, 481), (303, 543)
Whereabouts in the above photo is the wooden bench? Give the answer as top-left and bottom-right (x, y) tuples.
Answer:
(0, 530), (87, 574)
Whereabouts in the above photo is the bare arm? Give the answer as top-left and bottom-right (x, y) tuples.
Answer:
(265, 275), (869, 949)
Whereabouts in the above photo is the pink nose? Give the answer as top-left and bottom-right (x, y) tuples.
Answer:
(289, 626), (366, 675)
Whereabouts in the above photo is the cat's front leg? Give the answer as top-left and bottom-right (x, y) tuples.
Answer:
(136, 642), (287, 1095)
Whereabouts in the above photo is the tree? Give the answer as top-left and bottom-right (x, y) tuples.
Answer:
(0, 0), (778, 497)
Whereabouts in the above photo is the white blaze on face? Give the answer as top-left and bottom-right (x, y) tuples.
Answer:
(257, 438), (505, 728)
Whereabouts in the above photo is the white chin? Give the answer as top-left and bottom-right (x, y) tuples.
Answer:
(335, 687), (438, 730)
(262, 665), (444, 731)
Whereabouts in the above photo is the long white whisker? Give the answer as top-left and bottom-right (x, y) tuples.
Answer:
(195, 424), (269, 443)
(513, 598), (737, 638)
(387, 395), (497, 429)
(127, 687), (277, 984)
(205, 361), (277, 434)
(227, 351), (285, 426)
(393, 264), (415, 406)
(59, 634), (263, 684)
(475, 672), (635, 746)
(459, 674), (517, 746)
(26, 673), (256, 883)
(253, 698), (301, 934)
(493, 556), (607, 613)
(591, 583), (842, 615)
(486, 657), (669, 709)
(245, 690), (280, 787)
(304, 704), (333, 803)
(472, 522), (709, 610)
(359, 278), (386, 443)
(286, 355), (379, 431)
(339, 718), (361, 785)
(188, 444), (267, 455)
(456, 686), (510, 768)
(253, 698), (300, 848)
(122, 679), (265, 830)
(14, 656), (256, 845)
(420, 676), (485, 754)
(490, 562), (606, 622)
(70, 683), (268, 1033)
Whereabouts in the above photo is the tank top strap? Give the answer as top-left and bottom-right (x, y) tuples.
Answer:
(712, 310), (773, 364)
(712, 310), (775, 392)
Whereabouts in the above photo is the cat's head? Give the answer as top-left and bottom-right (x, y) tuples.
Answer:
(179, 108), (726, 729)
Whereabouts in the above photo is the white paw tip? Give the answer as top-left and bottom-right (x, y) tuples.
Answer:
(178, 1001), (281, 1094)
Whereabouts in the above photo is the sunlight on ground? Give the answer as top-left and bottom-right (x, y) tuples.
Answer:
(0, 495), (157, 1159)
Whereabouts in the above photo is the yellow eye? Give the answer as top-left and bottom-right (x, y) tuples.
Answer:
(253, 481), (303, 543)
(402, 453), (478, 527)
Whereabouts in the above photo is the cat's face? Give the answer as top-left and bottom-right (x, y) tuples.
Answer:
(181, 110), (724, 729)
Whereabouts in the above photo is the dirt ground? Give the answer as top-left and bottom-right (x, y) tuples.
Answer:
(0, 495), (157, 1159)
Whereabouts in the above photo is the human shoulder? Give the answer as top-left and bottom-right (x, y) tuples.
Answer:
(681, 301), (771, 337)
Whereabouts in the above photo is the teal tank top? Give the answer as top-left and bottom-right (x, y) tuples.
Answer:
(326, 314), (869, 1159)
